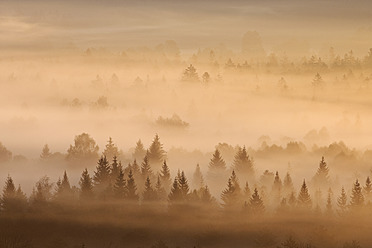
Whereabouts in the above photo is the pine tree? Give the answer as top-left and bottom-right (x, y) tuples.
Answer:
(192, 164), (204, 189)
(326, 190), (333, 216)
(337, 186), (348, 215)
(208, 149), (226, 171)
(313, 156), (330, 186)
(200, 185), (214, 204)
(1, 175), (16, 212)
(363, 176), (372, 202)
(155, 176), (167, 201)
(103, 137), (120, 163)
(349, 179), (364, 210)
(249, 188), (265, 215)
(178, 171), (190, 200)
(297, 180), (312, 210)
(40, 144), (52, 159)
(233, 146), (254, 178)
(283, 172), (294, 196)
(94, 156), (111, 186)
(79, 169), (94, 200)
(133, 139), (146, 161)
(148, 134), (166, 170)
(168, 177), (182, 203)
(182, 64), (199, 82)
(110, 156), (121, 182)
(126, 169), (139, 202)
(143, 177), (157, 201)
(113, 167), (126, 200)
(244, 182), (251, 200)
(288, 191), (297, 209)
(55, 171), (73, 201)
(141, 155), (153, 181)
(221, 171), (241, 209)
(272, 171), (282, 203)
(160, 160), (171, 192)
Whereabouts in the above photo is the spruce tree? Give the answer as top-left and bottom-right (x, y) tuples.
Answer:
(208, 149), (226, 171)
(192, 164), (204, 189)
(326, 190), (333, 216)
(337, 186), (348, 216)
(272, 171), (282, 203)
(79, 169), (94, 200)
(155, 176), (167, 201)
(148, 134), (166, 170)
(168, 177), (182, 203)
(126, 169), (139, 202)
(297, 180), (312, 210)
(200, 185), (214, 204)
(133, 139), (146, 161)
(141, 155), (153, 181)
(363, 176), (372, 202)
(160, 160), (171, 192)
(40, 144), (52, 159)
(94, 156), (111, 186)
(249, 188), (265, 215)
(55, 171), (73, 201)
(244, 182), (251, 200)
(110, 156), (121, 182)
(313, 156), (330, 186)
(1, 175), (16, 212)
(113, 167), (127, 200)
(349, 179), (364, 210)
(283, 172), (294, 196)
(221, 171), (241, 210)
(143, 176), (157, 201)
(103, 137), (120, 163)
(232, 146), (254, 177)
(178, 171), (190, 200)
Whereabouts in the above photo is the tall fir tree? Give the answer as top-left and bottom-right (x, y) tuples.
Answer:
(126, 169), (139, 202)
(155, 176), (167, 201)
(221, 171), (241, 210)
(178, 171), (190, 200)
(283, 172), (295, 197)
(1, 175), (16, 212)
(113, 167), (127, 200)
(337, 186), (348, 216)
(160, 160), (172, 192)
(192, 164), (204, 189)
(363, 176), (372, 203)
(103, 137), (120, 163)
(244, 182), (251, 200)
(143, 176), (157, 201)
(313, 156), (330, 186)
(94, 156), (111, 186)
(249, 188), (265, 215)
(208, 149), (226, 171)
(147, 134), (166, 171)
(110, 156), (121, 182)
(133, 139), (146, 161)
(326, 189), (333, 216)
(79, 169), (94, 200)
(349, 179), (364, 210)
(272, 171), (282, 204)
(168, 177), (182, 203)
(40, 144), (52, 159)
(297, 180), (312, 210)
(232, 146), (254, 179)
(141, 155), (153, 181)
(55, 171), (73, 201)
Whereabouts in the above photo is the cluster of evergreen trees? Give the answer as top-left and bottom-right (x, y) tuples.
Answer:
(1, 137), (372, 218)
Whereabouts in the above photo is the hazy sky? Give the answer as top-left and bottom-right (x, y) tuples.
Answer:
(1, 0), (372, 55)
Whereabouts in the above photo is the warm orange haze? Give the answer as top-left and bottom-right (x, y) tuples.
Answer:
(1, 0), (372, 247)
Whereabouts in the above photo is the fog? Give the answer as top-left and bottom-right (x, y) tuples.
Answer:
(1, 0), (372, 247)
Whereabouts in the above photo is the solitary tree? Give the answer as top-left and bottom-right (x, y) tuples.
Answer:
(208, 149), (226, 172)
(181, 64), (199, 82)
(40, 144), (52, 159)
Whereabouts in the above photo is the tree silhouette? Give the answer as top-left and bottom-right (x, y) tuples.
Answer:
(337, 186), (348, 216)
(0, 142), (12, 163)
(66, 133), (99, 164)
(93, 156), (111, 198)
(326, 190), (333, 216)
(148, 134), (166, 170)
(103, 137), (120, 163)
(209, 149), (226, 171)
(272, 171), (282, 203)
(313, 156), (330, 186)
(178, 171), (190, 200)
(182, 64), (199, 82)
(244, 182), (251, 200)
(1, 176), (16, 212)
(133, 139), (146, 161)
(249, 188), (265, 215)
(297, 180), (312, 210)
(363, 176), (372, 202)
(155, 176), (167, 201)
(221, 171), (241, 210)
(126, 169), (138, 202)
(40, 144), (52, 159)
(283, 172), (295, 197)
(55, 171), (73, 201)
(233, 146), (254, 180)
(110, 156), (121, 182)
(143, 176), (157, 201)
(79, 169), (94, 200)
(141, 155), (153, 181)
(113, 167), (126, 200)
(168, 177), (182, 203)
(160, 160), (171, 192)
(349, 179), (364, 210)
(192, 164), (204, 189)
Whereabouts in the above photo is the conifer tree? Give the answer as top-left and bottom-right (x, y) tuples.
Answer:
(130, 159), (141, 179)
(297, 180), (312, 210)
(103, 137), (120, 163)
(283, 172), (295, 196)
(208, 149), (226, 171)
(126, 169), (139, 202)
(110, 156), (121, 182)
(94, 156), (111, 186)
(326, 190), (333, 216)
(15, 184), (27, 211)
(133, 139), (146, 161)
(313, 156), (330, 186)
(113, 167), (126, 199)
(1, 175), (16, 212)
(192, 164), (204, 189)
(79, 169), (94, 200)
(232, 146), (254, 178)
(178, 171), (190, 200)
(363, 176), (372, 202)
(221, 171), (241, 210)
(200, 185), (214, 204)
(160, 160), (171, 192)
(55, 171), (73, 201)
(272, 171), (282, 203)
(148, 134), (166, 170)
(141, 155), (153, 181)
(337, 186), (348, 215)
(288, 191), (297, 209)
(349, 179), (364, 210)
(249, 188), (265, 215)
(155, 176), (167, 201)
(168, 177), (182, 203)
(244, 182), (251, 200)
(143, 176), (157, 201)
(40, 144), (52, 159)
